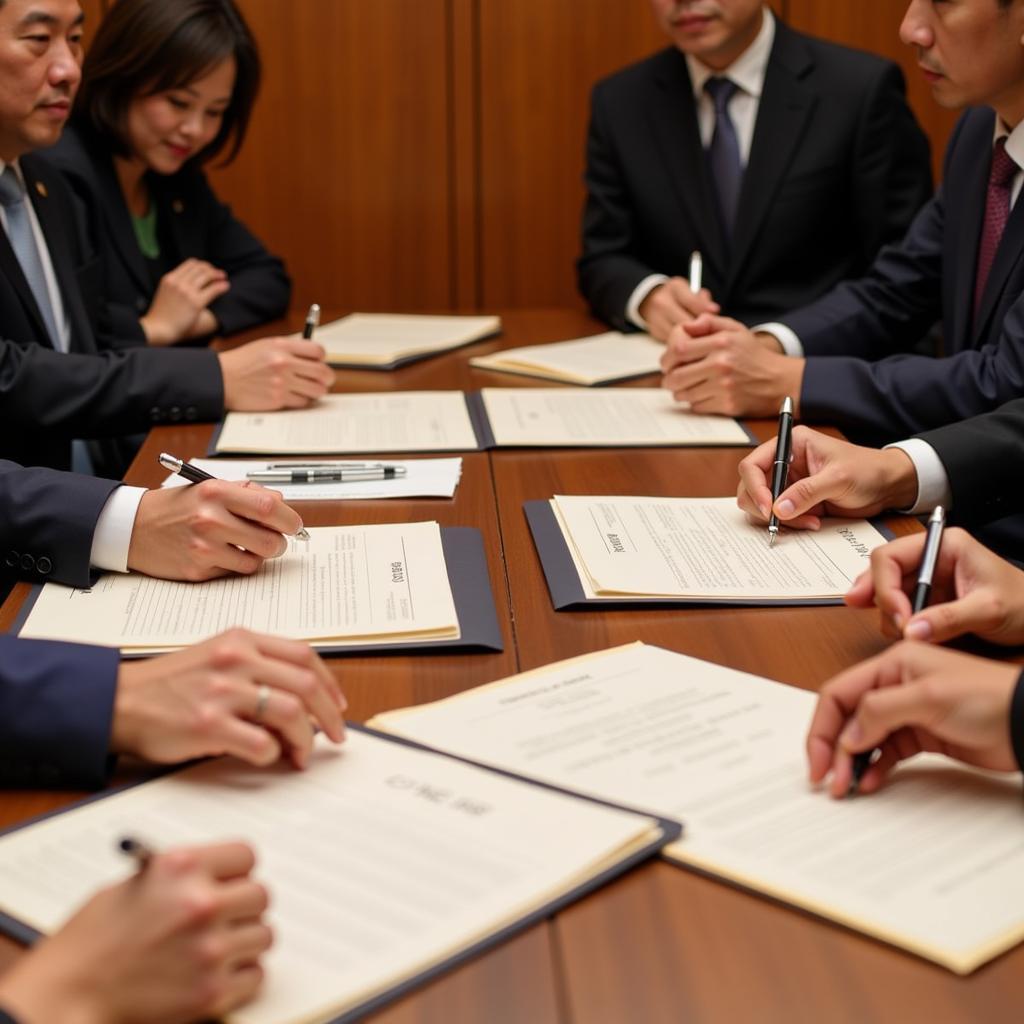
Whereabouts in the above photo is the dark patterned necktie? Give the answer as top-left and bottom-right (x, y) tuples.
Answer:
(973, 137), (1018, 321)
(704, 77), (743, 237)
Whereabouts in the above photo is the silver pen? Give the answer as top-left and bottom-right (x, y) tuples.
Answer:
(302, 303), (321, 340)
(247, 466), (408, 484)
(911, 505), (946, 613)
(689, 250), (703, 294)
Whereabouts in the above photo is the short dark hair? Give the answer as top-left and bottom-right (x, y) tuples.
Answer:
(74, 0), (260, 166)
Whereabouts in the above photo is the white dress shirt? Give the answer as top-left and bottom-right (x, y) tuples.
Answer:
(0, 159), (144, 571)
(627, 8), (776, 328)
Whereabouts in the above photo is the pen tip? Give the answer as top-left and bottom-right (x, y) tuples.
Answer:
(768, 530), (776, 548)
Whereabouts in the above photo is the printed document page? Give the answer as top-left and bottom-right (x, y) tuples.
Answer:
(0, 730), (662, 1024)
(215, 393), (479, 455)
(161, 458), (463, 501)
(317, 313), (500, 366)
(552, 495), (888, 600)
(18, 522), (460, 652)
(470, 332), (663, 385)
(372, 643), (1024, 974)
(480, 388), (751, 446)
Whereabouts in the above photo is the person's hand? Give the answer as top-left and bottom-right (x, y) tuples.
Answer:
(0, 842), (272, 1024)
(846, 528), (1024, 646)
(140, 259), (231, 346)
(808, 642), (1020, 798)
(660, 314), (803, 416)
(128, 480), (305, 581)
(638, 277), (720, 341)
(218, 336), (334, 411)
(737, 427), (919, 531)
(110, 628), (347, 769)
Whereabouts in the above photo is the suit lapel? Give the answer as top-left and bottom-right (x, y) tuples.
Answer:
(728, 23), (815, 285)
(94, 156), (151, 295)
(972, 176), (1024, 345)
(649, 49), (728, 273)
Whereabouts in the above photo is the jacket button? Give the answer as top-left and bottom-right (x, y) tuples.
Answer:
(149, 406), (164, 423)
(37, 556), (52, 574)
(169, 406), (182, 422)
(5, 550), (18, 567)
(20, 553), (35, 572)
(136, 296), (147, 312)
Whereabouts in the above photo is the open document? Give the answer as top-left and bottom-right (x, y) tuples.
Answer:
(17, 523), (460, 653)
(317, 313), (501, 367)
(479, 388), (752, 446)
(470, 332), (663, 385)
(161, 458), (463, 501)
(537, 495), (888, 603)
(372, 642), (1024, 974)
(214, 392), (480, 455)
(0, 729), (670, 1024)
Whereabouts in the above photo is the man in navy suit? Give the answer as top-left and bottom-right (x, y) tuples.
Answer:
(661, 0), (1024, 448)
(578, 0), (932, 339)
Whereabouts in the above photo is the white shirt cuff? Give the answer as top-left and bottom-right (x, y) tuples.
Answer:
(90, 486), (146, 573)
(753, 322), (803, 357)
(626, 274), (669, 330)
(884, 439), (952, 514)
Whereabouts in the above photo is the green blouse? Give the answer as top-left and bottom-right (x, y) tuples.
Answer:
(131, 204), (160, 260)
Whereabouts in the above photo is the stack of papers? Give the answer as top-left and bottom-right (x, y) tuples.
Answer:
(372, 641), (1024, 974)
(161, 458), (463, 501)
(470, 331), (663, 385)
(18, 522), (461, 654)
(317, 313), (501, 368)
(542, 495), (888, 603)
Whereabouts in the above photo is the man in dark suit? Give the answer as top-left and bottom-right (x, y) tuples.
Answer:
(578, 0), (932, 339)
(662, 0), (1024, 448)
(0, 0), (333, 475)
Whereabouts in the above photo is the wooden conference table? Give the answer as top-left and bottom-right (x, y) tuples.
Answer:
(2, 309), (1020, 1023)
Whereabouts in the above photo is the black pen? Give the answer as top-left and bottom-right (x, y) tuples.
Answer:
(303, 303), (321, 340)
(767, 397), (794, 548)
(118, 835), (155, 871)
(848, 506), (946, 796)
(159, 452), (310, 541)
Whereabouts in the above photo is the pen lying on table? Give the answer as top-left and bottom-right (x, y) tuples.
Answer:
(246, 465), (408, 483)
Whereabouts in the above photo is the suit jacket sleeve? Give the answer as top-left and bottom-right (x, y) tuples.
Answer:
(0, 338), (223, 438)
(0, 635), (118, 789)
(913, 398), (1024, 526)
(0, 461), (118, 588)
(194, 174), (292, 337)
(577, 79), (660, 331)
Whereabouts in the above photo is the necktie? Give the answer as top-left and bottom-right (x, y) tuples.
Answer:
(0, 165), (60, 348)
(973, 137), (1018, 321)
(704, 77), (743, 237)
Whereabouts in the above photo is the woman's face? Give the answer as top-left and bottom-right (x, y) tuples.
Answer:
(125, 55), (236, 173)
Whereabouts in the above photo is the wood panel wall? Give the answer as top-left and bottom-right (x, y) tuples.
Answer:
(79, 1), (955, 315)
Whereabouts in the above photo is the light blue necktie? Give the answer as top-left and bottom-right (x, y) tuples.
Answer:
(0, 165), (61, 348)
(704, 77), (743, 238)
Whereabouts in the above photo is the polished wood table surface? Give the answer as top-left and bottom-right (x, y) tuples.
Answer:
(3, 309), (1019, 1023)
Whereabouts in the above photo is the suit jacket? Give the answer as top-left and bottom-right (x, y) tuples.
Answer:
(41, 121), (291, 347)
(0, 155), (223, 471)
(577, 21), (932, 330)
(0, 635), (117, 789)
(794, 108), (1024, 446)
(0, 460), (118, 597)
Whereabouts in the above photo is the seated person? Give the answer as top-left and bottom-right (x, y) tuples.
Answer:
(808, 642), (1023, 799)
(578, 0), (931, 339)
(42, 0), (290, 348)
(659, 0), (1024, 450)
(0, 841), (271, 1024)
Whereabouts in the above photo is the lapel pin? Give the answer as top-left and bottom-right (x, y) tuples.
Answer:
(172, 199), (184, 214)
(34, 181), (47, 198)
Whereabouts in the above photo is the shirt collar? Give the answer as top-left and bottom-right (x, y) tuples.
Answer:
(686, 7), (775, 101)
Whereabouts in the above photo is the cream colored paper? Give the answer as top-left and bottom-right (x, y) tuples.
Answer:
(551, 495), (887, 600)
(470, 332), (662, 385)
(479, 388), (750, 446)
(317, 313), (500, 366)
(372, 643), (1024, 974)
(215, 392), (479, 455)
(18, 522), (459, 652)
(0, 730), (661, 1024)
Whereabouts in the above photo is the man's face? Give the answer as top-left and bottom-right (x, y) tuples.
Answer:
(648, 0), (765, 71)
(900, 0), (1024, 122)
(0, 0), (82, 161)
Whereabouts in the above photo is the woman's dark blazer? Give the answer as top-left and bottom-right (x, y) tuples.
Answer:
(39, 120), (291, 348)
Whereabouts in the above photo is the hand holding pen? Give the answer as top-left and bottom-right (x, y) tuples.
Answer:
(124, 455), (309, 582)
